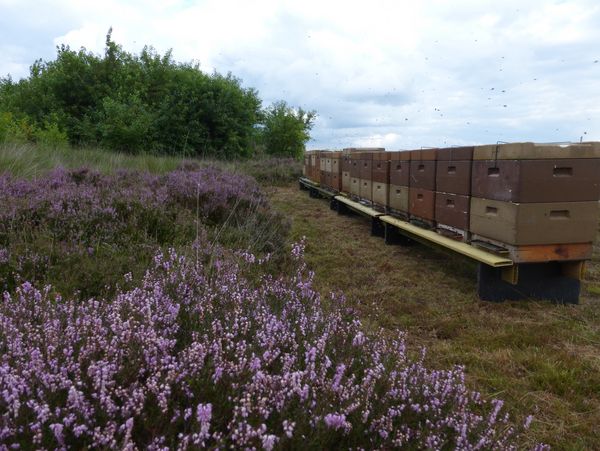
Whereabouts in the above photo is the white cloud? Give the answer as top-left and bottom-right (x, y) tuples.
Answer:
(1, 0), (600, 148)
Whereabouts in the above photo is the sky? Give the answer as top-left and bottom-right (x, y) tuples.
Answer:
(1, 0), (600, 149)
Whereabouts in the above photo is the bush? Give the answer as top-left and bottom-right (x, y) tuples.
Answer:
(0, 166), (288, 297)
(260, 101), (316, 159)
(34, 121), (69, 149)
(0, 243), (544, 449)
(0, 32), (263, 158)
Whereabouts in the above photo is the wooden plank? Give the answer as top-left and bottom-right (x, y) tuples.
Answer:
(379, 215), (513, 267)
(470, 233), (593, 263)
(509, 243), (593, 263)
(334, 195), (385, 218)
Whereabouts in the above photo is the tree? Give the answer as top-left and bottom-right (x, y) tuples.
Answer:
(260, 101), (316, 158)
(0, 31), (264, 158)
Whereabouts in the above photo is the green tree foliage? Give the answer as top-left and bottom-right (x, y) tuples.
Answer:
(260, 100), (316, 159)
(0, 29), (272, 158)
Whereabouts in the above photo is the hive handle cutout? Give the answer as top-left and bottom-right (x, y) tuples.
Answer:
(446, 199), (455, 207)
(417, 193), (424, 200)
(487, 167), (500, 177)
(418, 164), (425, 171)
(550, 210), (570, 219)
(553, 167), (573, 177)
(447, 166), (456, 174)
(485, 206), (498, 216)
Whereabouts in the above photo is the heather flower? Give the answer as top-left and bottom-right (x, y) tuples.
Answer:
(0, 243), (545, 449)
(196, 403), (212, 424)
(324, 413), (349, 431)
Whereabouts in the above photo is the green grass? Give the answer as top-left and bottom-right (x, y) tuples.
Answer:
(0, 141), (187, 176)
(0, 142), (302, 184)
(270, 185), (600, 449)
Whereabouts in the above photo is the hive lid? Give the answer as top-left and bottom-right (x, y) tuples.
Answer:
(373, 151), (392, 161)
(437, 146), (474, 161)
(411, 149), (438, 161)
(350, 152), (377, 160)
(473, 142), (600, 160)
(389, 150), (411, 161)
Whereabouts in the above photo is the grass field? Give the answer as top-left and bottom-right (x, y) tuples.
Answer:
(270, 184), (600, 449)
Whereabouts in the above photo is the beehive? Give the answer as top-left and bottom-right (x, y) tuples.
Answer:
(435, 146), (473, 235)
(470, 142), (600, 246)
(372, 152), (391, 208)
(470, 198), (598, 245)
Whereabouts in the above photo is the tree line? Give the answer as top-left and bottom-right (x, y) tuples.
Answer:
(0, 29), (315, 159)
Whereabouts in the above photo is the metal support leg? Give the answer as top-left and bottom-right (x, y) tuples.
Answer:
(330, 198), (338, 211)
(335, 199), (351, 215)
(384, 223), (414, 246)
(477, 262), (580, 304)
(371, 217), (385, 237)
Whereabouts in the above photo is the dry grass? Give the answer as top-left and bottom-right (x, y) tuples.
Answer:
(270, 184), (600, 450)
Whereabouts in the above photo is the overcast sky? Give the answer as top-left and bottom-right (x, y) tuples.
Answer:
(1, 0), (600, 149)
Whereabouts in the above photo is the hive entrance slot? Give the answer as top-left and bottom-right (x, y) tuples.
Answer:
(549, 210), (570, 219)
(553, 167), (573, 177)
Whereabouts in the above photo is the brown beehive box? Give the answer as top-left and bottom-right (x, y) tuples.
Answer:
(389, 185), (409, 212)
(435, 146), (473, 195)
(331, 152), (342, 177)
(342, 171), (351, 192)
(435, 192), (470, 230)
(409, 160), (436, 190)
(360, 154), (374, 181)
(372, 182), (389, 207)
(350, 177), (361, 196)
(342, 153), (352, 172)
(331, 172), (341, 191)
(350, 153), (362, 178)
(319, 153), (327, 171)
(320, 170), (328, 188)
(323, 154), (332, 172)
(372, 152), (391, 184)
(436, 161), (472, 195)
(470, 198), (599, 245)
(390, 151), (411, 186)
(471, 159), (600, 202)
(360, 179), (373, 201)
(473, 142), (600, 160)
(409, 188), (435, 221)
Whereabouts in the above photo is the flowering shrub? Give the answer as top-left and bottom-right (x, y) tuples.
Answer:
(0, 166), (286, 295)
(0, 242), (546, 449)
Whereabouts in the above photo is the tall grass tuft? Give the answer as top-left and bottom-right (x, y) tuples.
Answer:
(0, 142), (186, 177)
